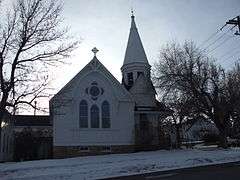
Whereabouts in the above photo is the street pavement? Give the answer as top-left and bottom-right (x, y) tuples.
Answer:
(104, 161), (240, 180)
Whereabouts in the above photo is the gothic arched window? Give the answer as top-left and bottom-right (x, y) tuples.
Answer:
(91, 105), (100, 128)
(79, 100), (88, 128)
(102, 101), (110, 128)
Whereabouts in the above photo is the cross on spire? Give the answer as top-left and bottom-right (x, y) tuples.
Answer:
(92, 47), (99, 57)
(131, 8), (134, 17)
(131, 8), (135, 19)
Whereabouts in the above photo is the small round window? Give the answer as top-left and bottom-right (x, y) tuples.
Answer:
(90, 86), (100, 97)
(85, 82), (104, 100)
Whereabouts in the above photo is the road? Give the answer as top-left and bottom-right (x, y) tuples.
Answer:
(104, 161), (240, 180)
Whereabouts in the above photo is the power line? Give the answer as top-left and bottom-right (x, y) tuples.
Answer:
(207, 35), (234, 54)
(199, 23), (230, 48)
(202, 26), (235, 52)
(226, 15), (240, 36)
(218, 46), (240, 67)
(222, 55), (240, 67)
(221, 50), (240, 63)
(218, 43), (240, 59)
(199, 29), (221, 47)
(201, 15), (240, 68)
(218, 42), (240, 60)
(217, 15), (240, 66)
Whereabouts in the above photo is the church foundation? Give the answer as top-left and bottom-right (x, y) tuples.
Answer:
(53, 145), (135, 159)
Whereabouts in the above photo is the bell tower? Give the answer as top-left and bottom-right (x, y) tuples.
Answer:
(121, 12), (151, 90)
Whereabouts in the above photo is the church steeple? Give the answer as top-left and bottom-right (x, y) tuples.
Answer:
(121, 12), (151, 89)
(122, 12), (149, 66)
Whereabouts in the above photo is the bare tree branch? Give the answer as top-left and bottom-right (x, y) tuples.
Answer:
(0, 0), (79, 150)
(153, 41), (240, 148)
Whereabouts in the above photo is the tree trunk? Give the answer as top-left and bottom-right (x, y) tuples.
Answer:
(213, 108), (229, 148)
(0, 121), (2, 153)
(0, 110), (4, 153)
(219, 130), (228, 148)
(0, 99), (8, 152)
(176, 124), (182, 148)
(0, 91), (10, 152)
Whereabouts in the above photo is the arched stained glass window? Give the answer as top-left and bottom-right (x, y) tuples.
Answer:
(102, 101), (110, 128)
(79, 100), (88, 128)
(91, 105), (99, 128)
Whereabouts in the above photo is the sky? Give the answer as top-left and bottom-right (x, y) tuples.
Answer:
(50, 0), (240, 91)
(1, 0), (240, 114)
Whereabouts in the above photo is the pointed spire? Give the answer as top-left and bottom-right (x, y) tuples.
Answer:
(130, 9), (136, 29)
(123, 12), (149, 66)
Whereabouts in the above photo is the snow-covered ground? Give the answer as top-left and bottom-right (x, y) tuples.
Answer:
(1, 148), (240, 180)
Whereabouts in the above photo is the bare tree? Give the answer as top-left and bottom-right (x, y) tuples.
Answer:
(160, 90), (200, 148)
(225, 63), (240, 138)
(154, 41), (240, 148)
(0, 0), (79, 150)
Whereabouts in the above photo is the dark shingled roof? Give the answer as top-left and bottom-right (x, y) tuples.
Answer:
(13, 115), (51, 126)
(135, 100), (173, 114)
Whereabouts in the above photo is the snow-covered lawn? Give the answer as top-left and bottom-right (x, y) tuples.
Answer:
(1, 148), (240, 180)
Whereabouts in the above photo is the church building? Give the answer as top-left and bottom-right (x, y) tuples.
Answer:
(50, 14), (171, 158)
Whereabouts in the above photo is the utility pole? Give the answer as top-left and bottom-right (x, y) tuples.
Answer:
(34, 101), (37, 116)
(225, 16), (240, 36)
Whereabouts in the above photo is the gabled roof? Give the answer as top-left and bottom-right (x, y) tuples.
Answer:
(51, 55), (133, 103)
(129, 74), (156, 95)
(13, 115), (51, 126)
(123, 14), (149, 66)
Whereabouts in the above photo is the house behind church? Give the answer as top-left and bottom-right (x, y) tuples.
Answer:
(181, 117), (219, 142)
(0, 114), (52, 162)
(13, 115), (52, 161)
(0, 111), (13, 162)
